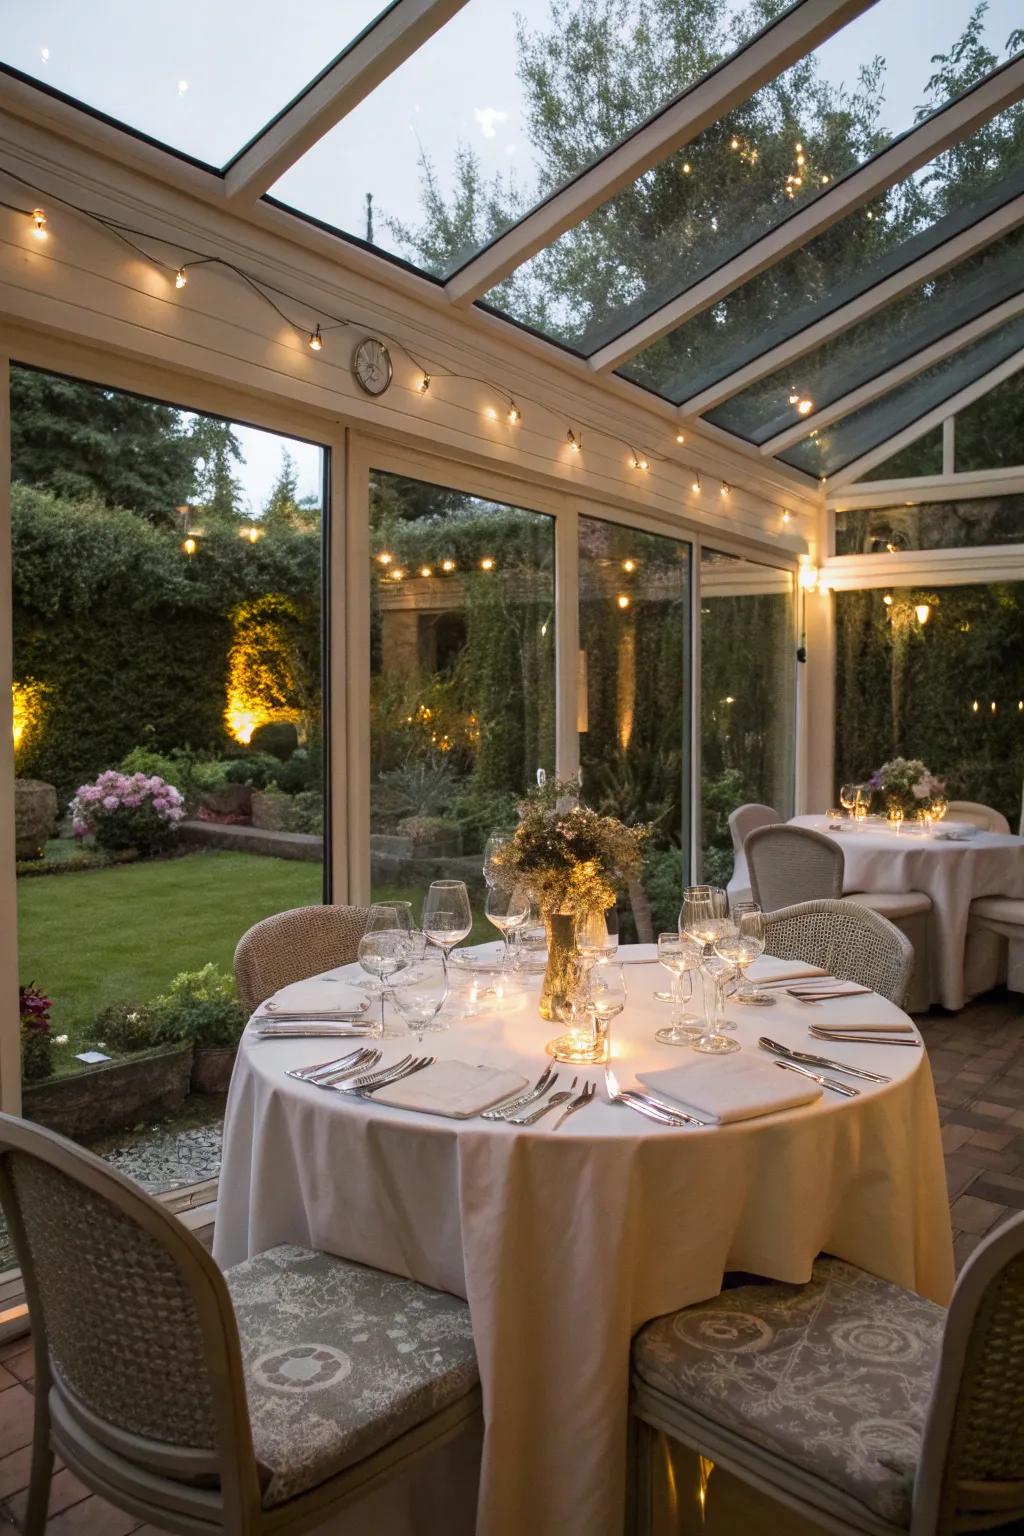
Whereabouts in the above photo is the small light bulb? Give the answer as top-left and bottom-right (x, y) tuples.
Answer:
(247, 527), (260, 543)
(30, 208), (46, 240)
(390, 568), (405, 581)
(182, 537), (196, 556)
(795, 142), (803, 153)
(622, 559), (636, 573)
(566, 429), (581, 454)
(616, 594), (630, 610)
(991, 699), (998, 714)
(174, 266), (188, 289)
(883, 593), (893, 606)
(730, 137), (739, 150)
(308, 324), (323, 352)
(866, 210), (874, 221)
(377, 551), (393, 565)
(782, 510), (792, 524)
(720, 482), (730, 497)
(797, 398), (813, 416)
(796, 153), (805, 166)
(441, 558), (456, 572)
(485, 406), (498, 422)
(507, 401), (521, 425)
(789, 392), (799, 404)
(675, 431), (685, 444)
(480, 557), (495, 571)
(419, 565), (432, 578)
(682, 162), (692, 174)
(821, 174), (830, 184)
(691, 474), (702, 493)
(972, 699), (979, 713)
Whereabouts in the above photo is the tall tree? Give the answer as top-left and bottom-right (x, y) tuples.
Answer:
(9, 368), (195, 524)
(188, 416), (245, 525)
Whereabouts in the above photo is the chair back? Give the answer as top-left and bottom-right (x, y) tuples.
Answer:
(913, 1210), (1024, 1535)
(234, 903), (370, 1012)
(745, 825), (843, 911)
(764, 898), (913, 1005)
(946, 800), (1011, 834)
(728, 803), (779, 855)
(0, 1113), (261, 1528)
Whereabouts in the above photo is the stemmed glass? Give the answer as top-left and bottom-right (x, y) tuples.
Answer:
(716, 902), (773, 1007)
(483, 831), (512, 889)
(576, 907), (619, 970)
(655, 932), (702, 1045)
(588, 960), (626, 1061)
(357, 931), (410, 1036)
(681, 887), (740, 1055)
(390, 958), (450, 1039)
(839, 784), (859, 819)
(422, 880), (472, 982)
(357, 903), (408, 996)
(485, 884), (530, 971)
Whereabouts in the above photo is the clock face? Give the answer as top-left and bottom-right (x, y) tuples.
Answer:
(352, 336), (393, 397)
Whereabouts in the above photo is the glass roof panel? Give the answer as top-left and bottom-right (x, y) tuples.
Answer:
(269, 0), (759, 274)
(620, 107), (1024, 406)
(483, 0), (1022, 353)
(0, 0), (389, 168)
(705, 224), (1024, 444)
(779, 314), (1024, 478)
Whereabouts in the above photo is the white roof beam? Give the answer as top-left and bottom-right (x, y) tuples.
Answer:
(588, 54), (1024, 374)
(444, 0), (875, 307)
(759, 291), (1024, 455)
(675, 191), (1024, 418)
(223, 0), (469, 204)
(826, 346), (1024, 490)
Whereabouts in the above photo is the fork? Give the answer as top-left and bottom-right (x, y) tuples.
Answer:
(552, 1081), (597, 1130)
(508, 1077), (578, 1126)
(482, 1066), (558, 1121)
(287, 1047), (379, 1083)
(351, 1056), (435, 1096)
(327, 1054), (414, 1092)
(604, 1065), (690, 1127)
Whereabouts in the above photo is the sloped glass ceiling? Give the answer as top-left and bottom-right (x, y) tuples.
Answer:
(480, 0), (1024, 351)
(780, 311), (1024, 478)
(705, 222), (1024, 445)
(270, 0), (753, 270)
(0, 0), (390, 167)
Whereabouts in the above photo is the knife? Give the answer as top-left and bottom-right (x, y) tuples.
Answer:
(774, 1058), (859, 1098)
(758, 1037), (890, 1084)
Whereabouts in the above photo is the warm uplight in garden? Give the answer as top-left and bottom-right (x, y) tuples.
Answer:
(622, 559), (637, 572)
(11, 679), (44, 753)
(377, 551), (393, 565)
(616, 593), (630, 610)
(441, 558), (456, 572)
(916, 603), (932, 625)
(419, 565), (433, 578)
(227, 708), (259, 745)
(480, 557), (495, 570)
(182, 536), (196, 556)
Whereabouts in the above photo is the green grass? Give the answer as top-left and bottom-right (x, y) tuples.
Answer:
(18, 850), (323, 1042)
(17, 851), (492, 1052)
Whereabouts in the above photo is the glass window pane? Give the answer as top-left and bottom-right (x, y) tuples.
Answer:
(835, 582), (1024, 824)
(834, 495), (1024, 554)
(368, 471), (554, 919)
(780, 314), (1024, 478)
(578, 516), (691, 935)
(706, 226), (1024, 445)
(485, 3), (1022, 353)
(619, 120), (1024, 404)
(0, 1), (388, 167)
(10, 367), (326, 1205)
(699, 550), (795, 885)
(270, 0), (754, 275)
(955, 370), (1024, 470)
(860, 426), (944, 480)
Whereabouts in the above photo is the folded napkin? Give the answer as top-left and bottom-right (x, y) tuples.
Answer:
(259, 977), (369, 1019)
(638, 1054), (821, 1123)
(371, 1060), (528, 1118)
(747, 960), (828, 984)
(809, 1018), (916, 1035)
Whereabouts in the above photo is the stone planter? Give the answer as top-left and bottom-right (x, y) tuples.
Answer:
(251, 789), (291, 831)
(191, 1044), (238, 1095)
(22, 1042), (194, 1141)
(15, 778), (58, 859)
(394, 817), (463, 858)
(199, 784), (252, 820)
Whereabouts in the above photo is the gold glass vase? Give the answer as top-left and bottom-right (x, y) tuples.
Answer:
(539, 912), (580, 1021)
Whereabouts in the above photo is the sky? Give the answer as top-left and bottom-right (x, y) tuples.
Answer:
(224, 423), (323, 517)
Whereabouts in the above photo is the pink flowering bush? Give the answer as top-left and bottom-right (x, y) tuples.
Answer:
(69, 770), (184, 857)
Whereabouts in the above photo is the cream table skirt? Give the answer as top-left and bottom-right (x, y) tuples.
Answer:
(789, 815), (1024, 1008)
(214, 949), (953, 1536)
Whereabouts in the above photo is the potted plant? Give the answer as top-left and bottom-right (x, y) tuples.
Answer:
(149, 963), (247, 1093)
(70, 770), (184, 856)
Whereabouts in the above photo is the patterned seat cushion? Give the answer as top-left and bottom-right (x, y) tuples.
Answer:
(224, 1244), (478, 1507)
(633, 1257), (944, 1527)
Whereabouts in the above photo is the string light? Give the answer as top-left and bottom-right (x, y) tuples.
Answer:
(390, 567), (405, 581)
(675, 431), (686, 444)
(507, 401), (521, 425)
(566, 429), (582, 454)
(174, 266), (188, 289)
(30, 207), (46, 240)
(630, 451), (650, 472)
(616, 594), (631, 610)
(441, 558), (456, 572)
(883, 593), (893, 606)
(915, 602), (931, 625)
(682, 162), (692, 175)
(720, 482), (731, 497)
(622, 558), (637, 573)
(480, 557), (496, 571)
(782, 510), (792, 525)
(691, 472), (702, 493)
(307, 324), (323, 352)
(419, 373), (431, 393)
(991, 699), (998, 714)
(485, 406), (499, 421)
(797, 398), (813, 416)
(972, 699), (979, 713)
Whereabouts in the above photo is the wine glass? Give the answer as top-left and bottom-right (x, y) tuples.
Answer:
(576, 907), (619, 970)
(365, 901), (413, 934)
(717, 903), (774, 1007)
(681, 889), (739, 1055)
(655, 932), (702, 1045)
(485, 884), (530, 971)
(483, 831), (512, 889)
(694, 947), (741, 1054)
(515, 902), (547, 972)
(588, 960), (626, 1061)
(422, 881), (473, 980)
(839, 784), (858, 818)
(886, 799), (905, 833)
(357, 931), (409, 1036)
(930, 794), (949, 824)
(390, 958), (450, 1039)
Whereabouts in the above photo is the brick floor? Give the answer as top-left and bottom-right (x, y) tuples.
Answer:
(0, 991), (1022, 1535)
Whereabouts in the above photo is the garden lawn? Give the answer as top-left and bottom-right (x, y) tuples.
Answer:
(18, 850), (323, 1049)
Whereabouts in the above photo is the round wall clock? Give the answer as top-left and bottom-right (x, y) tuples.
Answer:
(352, 336), (393, 396)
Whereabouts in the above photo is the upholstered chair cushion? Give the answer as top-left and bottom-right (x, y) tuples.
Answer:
(632, 1257), (944, 1528)
(224, 1244), (478, 1507)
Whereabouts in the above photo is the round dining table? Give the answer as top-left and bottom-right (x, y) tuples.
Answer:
(789, 814), (1024, 1009)
(214, 946), (953, 1536)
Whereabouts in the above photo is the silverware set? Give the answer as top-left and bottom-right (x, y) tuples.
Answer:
(757, 1036), (891, 1085)
(808, 1025), (921, 1047)
(604, 1065), (710, 1127)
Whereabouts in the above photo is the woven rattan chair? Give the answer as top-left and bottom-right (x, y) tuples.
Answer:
(630, 1210), (1024, 1535)
(946, 800), (1012, 834)
(726, 803), (780, 906)
(763, 898), (913, 1006)
(0, 1113), (481, 1536)
(745, 825), (843, 910)
(234, 904), (369, 1012)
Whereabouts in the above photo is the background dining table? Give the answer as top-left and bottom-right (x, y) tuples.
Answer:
(214, 946), (953, 1536)
(789, 814), (1024, 1009)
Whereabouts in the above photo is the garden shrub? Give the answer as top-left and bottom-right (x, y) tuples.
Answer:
(16, 848), (140, 878)
(223, 753), (281, 788)
(70, 770), (184, 856)
(248, 719), (299, 761)
(373, 755), (459, 826)
(149, 963), (247, 1049)
(94, 1000), (159, 1053)
(286, 790), (325, 837)
(449, 784), (519, 854)
(271, 747), (317, 795)
(397, 814), (457, 844)
(20, 983), (54, 1082)
(644, 846), (685, 935)
(119, 746), (190, 794)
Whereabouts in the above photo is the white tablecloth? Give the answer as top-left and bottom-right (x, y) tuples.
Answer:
(214, 949), (953, 1536)
(790, 815), (1024, 1009)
